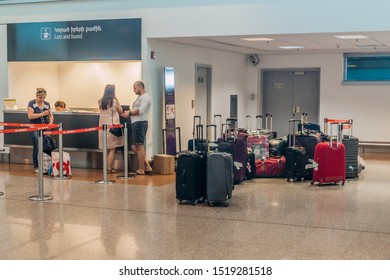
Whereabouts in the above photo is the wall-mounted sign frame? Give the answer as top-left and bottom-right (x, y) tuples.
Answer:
(7, 18), (141, 61)
(164, 67), (176, 155)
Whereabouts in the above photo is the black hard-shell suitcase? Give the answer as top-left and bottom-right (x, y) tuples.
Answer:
(294, 133), (321, 179)
(285, 119), (309, 181)
(176, 152), (207, 204)
(207, 152), (234, 207)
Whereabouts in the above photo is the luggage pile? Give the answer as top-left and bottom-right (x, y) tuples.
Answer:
(176, 113), (364, 207)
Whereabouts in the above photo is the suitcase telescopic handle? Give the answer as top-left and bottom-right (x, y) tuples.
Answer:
(214, 114), (223, 138)
(329, 122), (344, 147)
(246, 115), (252, 131)
(301, 112), (308, 125)
(265, 113), (273, 131)
(226, 118), (238, 141)
(222, 123), (229, 140)
(288, 119), (301, 147)
(256, 115), (263, 130)
(206, 124), (217, 142)
(193, 115), (201, 137)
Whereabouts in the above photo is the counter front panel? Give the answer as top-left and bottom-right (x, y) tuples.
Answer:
(4, 110), (99, 149)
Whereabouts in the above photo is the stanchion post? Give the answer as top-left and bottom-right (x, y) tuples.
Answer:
(117, 123), (135, 179)
(55, 123), (68, 180)
(29, 129), (53, 201)
(95, 124), (115, 184)
(59, 122), (63, 179)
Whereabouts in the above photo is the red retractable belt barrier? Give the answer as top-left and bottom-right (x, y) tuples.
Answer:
(44, 124), (122, 135)
(0, 122), (122, 135)
(324, 119), (352, 129)
(0, 123), (59, 134)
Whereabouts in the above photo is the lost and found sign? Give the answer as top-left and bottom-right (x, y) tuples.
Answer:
(7, 18), (141, 61)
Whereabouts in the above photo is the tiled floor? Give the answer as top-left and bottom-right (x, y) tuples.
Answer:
(0, 155), (390, 260)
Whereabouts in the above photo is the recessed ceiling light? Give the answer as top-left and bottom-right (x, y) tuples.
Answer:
(334, 35), (369, 40)
(241, 37), (274, 42)
(278, 46), (304, 49)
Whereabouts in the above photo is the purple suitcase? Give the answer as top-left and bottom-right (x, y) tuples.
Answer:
(217, 118), (247, 184)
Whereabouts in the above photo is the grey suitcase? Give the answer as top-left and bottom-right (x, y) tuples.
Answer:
(341, 120), (359, 178)
(207, 152), (234, 207)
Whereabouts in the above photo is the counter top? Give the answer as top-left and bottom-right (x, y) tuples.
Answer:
(3, 109), (99, 115)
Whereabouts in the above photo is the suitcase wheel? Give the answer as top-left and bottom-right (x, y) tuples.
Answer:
(223, 202), (229, 207)
(208, 201), (214, 207)
(310, 181), (314, 185)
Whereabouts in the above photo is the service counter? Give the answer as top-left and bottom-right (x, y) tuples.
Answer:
(2, 110), (136, 170)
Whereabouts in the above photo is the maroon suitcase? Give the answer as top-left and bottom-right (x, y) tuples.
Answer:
(311, 123), (346, 186)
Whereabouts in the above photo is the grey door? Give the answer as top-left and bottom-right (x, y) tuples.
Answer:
(195, 65), (212, 125)
(262, 69), (319, 137)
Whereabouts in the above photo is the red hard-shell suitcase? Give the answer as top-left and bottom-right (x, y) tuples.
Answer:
(255, 156), (286, 178)
(311, 123), (346, 186)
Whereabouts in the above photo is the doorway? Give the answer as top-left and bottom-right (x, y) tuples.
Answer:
(195, 64), (212, 125)
(262, 69), (320, 137)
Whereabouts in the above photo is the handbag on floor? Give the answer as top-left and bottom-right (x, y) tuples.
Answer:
(43, 135), (57, 155)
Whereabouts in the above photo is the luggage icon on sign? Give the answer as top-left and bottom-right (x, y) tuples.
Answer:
(41, 27), (51, 40)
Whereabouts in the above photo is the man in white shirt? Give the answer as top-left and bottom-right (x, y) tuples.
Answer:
(123, 81), (153, 175)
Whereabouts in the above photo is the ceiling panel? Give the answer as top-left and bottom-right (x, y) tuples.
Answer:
(158, 31), (390, 55)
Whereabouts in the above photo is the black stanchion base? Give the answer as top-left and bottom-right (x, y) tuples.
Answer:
(95, 180), (116, 184)
(29, 195), (53, 201)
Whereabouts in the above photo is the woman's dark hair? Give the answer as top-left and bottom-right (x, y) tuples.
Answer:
(100, 84), (116, 110)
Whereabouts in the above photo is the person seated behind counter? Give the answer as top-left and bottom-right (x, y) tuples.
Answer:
(54, 100), (70, 112)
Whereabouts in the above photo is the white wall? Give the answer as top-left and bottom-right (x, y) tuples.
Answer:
(147, 39), (255, 154)
(258, 53), (390, 142)
(58, 62), (141, 108)
(8, 63), (60, 109)
(8, 62), (141, 110)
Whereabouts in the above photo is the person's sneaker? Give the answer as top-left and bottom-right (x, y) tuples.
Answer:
(34, 168), (39, 173)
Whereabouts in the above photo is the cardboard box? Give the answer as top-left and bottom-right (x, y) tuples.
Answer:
(154, 154), (175, 175)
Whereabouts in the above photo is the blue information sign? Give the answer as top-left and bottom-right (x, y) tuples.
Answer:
(7, 18), (141, 61)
